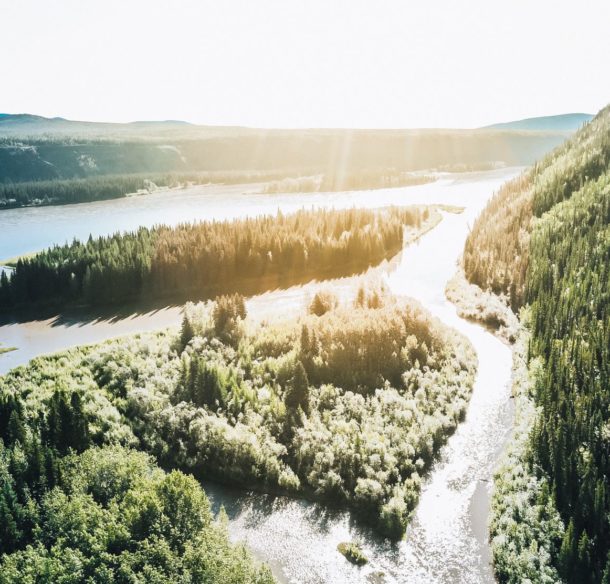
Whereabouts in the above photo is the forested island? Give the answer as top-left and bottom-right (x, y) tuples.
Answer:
(462, 104), (610, 582)
(0, 205), (437, 310)
(0, 286), (476, 579)
(0, 169), (436, 210)
(0, 170), (292, 209)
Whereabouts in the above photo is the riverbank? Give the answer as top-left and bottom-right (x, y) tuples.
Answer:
(0, 206), (450, 374)
(488, 320), (564, 583)
(0, 167), (521, 583)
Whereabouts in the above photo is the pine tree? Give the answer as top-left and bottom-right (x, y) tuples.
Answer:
(180, 313), (195, 350)
(285, 361), (309, 414)
(7, 410), (26, 445)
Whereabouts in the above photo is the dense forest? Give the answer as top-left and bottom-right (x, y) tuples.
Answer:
(0, 206), (430, 310)
(0, 288), (476, 553)
(0, 170), (297, 209)
(0, 353), (275, 581)
(464, 105), (610, 582)
(463, 104), (610, 308)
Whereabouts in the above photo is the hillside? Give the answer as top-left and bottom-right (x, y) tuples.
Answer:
(0, 114), (569, 184)
(483, 112), (593, 132)
(463, 104), (610, 583)
(464, 105), (609, 306)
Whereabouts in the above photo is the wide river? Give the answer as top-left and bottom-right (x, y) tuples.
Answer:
(0, 168), (519, 583)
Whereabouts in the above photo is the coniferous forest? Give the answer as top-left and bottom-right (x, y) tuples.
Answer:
(465, 105), (610, 582)
(0, 206), (429, 310)
(0, 375), (274, 582)
(2, 3), (609, 582)
(0, 170), (294, 209)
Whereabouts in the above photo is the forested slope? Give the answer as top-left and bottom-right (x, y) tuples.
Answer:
(0, 206), (430, 310)
(0, 118), (567, 182)
(463, 104), (610, 308)
(463, 104), (610, 582)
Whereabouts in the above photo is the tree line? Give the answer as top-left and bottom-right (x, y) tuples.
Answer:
(0, 170), (296, 209)
(0, 206), (426, 310)
(263, 169), (434, 194)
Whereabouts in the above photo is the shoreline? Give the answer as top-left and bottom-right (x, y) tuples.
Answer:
(445, 266), (520, 579)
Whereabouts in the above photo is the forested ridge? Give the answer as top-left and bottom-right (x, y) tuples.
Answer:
(464, 104), (610, 582)
(0, 113), (571, 210)
(0, 206), (429, 310)
(0, 121), (567, 186)
(463, 104), (610, 308)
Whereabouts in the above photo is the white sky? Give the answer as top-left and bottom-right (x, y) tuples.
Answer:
(2, 0), (609, 128)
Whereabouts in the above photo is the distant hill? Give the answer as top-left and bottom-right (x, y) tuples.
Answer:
(483, 113), (593, 132)
(0, 112), (574, 187)
(0, 113), (202, 138)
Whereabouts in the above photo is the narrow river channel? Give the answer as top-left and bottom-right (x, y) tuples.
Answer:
(0, 168), (519, 583)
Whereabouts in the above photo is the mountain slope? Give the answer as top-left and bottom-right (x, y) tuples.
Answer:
(484, 112), (593, 132)
(464, 106), (609, 306)
(464, 104), (610, 583)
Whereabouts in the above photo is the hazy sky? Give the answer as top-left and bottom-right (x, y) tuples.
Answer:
(2, 0), (609, 128)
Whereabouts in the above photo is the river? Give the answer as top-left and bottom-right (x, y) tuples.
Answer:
(0, 168), (518, 583)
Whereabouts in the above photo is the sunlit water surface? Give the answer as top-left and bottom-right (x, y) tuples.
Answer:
(0, 169), (519, 583)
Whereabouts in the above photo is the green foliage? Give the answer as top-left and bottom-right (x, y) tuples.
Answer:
(0, 206), (423, 310)
(213, 294), (247, 347)
(464, 104), (610, 308)
(0, 361), (275, 582)
(489, 328), (564, 584)
(284, 361), (309, 414)
(470, 103), (610, 583)
(525, 170), (609, 583)
(0, 282), (476, 571)
(87, 294), (476, 538)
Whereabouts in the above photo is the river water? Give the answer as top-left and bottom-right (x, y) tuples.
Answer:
(0, 168), (518, 583)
